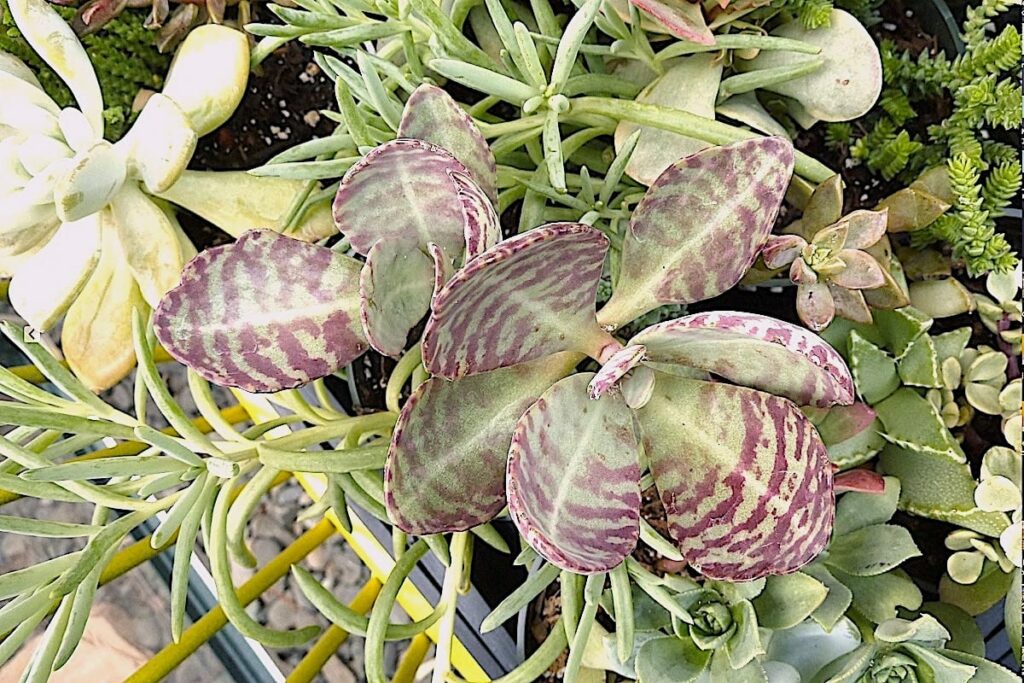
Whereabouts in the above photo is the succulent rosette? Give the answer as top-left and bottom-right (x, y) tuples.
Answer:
(154, 119), (855, 581)
(0, 0), (251, 390)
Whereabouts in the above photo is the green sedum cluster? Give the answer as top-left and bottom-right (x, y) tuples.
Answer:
(0, 2), (168, 139)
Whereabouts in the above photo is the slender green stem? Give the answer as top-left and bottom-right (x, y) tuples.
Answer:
(365, 540), (429, 683)
(656, 33), (822, 61)
(481, 561), (559, 633)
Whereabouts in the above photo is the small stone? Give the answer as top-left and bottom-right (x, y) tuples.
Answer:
(321, 655), (358, 683)
(251, 538), (282, 567)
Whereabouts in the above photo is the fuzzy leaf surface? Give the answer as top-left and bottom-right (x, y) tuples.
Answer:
(507, 373), (642, 573)
(604, 138), (794, 325)
(397, 83), (498, 204)
(384, 353), (575, 534)
(632, 311), (854, 408)
(640, 375), (834, 581)
(154, 230), (367, 393)
(423, 223), (611, 378)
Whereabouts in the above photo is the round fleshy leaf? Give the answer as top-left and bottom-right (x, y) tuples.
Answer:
(613, 55), (722, 186)
(53, 141), (127, 223)
(117, 93), (197, 194)
(109, 184), (186, 307)
(8, 213), (100, 331)
(8, 0), (104, 136)
(332, 139), (474, 258)
(397, 83), (498, 204)
(601, 137), (794, 327)
(588, 344), (646, 400)
(797, 283), (836, 331)
(737, 10), (881, 122)
(359, 237), (435, 357)
(385, 353), (576, 534)
(639, 375), (834, 581)
(423, 223), (612, 378)
(507, 373), (642, 573)
(63, 211), (147, 392)
(631, 311), (854, 408)
(153, 230), (367, 393)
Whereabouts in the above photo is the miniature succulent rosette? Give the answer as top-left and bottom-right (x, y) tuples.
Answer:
(153, 123), (863, 582)
(0, 0), (251, 390)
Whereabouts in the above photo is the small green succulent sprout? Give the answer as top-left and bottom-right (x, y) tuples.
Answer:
(763, 206), (891, 331)
(956, 345), (1010, 417)
(999, 378), (1021, 451)
(974, 263), (1023, 355)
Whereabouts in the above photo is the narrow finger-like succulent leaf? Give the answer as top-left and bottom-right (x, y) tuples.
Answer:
(507, 373), (642, 573)
(359, 238), (435, 357)
(332, 139), (473, 258)
(602, 138), (794, 327)
(631, 311), (854, 407)
(423, 223), (612, 378)
(398, 83), (498, 204)
(154, 230), (367, 393)
(385, 353), (576, 534)
(640, 375), (834, 581)
(588, 344), (646, 400)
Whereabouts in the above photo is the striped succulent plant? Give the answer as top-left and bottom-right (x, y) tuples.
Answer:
(156, 130), (855, 581)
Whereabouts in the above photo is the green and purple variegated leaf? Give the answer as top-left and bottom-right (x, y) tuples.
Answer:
(332, 139), (472, 258)
(626, 0), (713, 44)
(631, 311), (854, 408)
(359, 237), (435, 357)
(639, 375), (834, 581)
(589, 344), (646, 400)
(397, 83), (498, 204)
(507, 373), (642, 573)
(450, 170), (499, 258)
(429, 242), (453, 302)
(601, 138), (795, 327)
(154, 230), (367, 393)
(423, 223), (613, 378)
(384, 353), (576, 534)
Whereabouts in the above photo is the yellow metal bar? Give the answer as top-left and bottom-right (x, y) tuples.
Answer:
(126, 519), (336, 683)
(286, 579), (383, 683)
(7, 348), (175, 385)
(232, 392), (493, 683)
(394, 633), (432, 683)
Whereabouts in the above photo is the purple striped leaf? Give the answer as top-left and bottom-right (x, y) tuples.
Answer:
(631, 311), (854, 408)
(359, 237), (435, 357)
(450, 170), (499, 258)
(385, 353), (576, 534)
(153, 230), (367, 393)
(332, 139), (473, 259)
(507, 373), (642, 573)
(601, 138), (794, 326)
(422, 223), (614, 379)
(398, 83), (498, 204)
(639, 375), (834, 581)
(429, 242), (453, 302)
(588, 344), (646, 399)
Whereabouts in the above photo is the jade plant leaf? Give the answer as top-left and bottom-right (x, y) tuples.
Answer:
(631, 311), (854, 408)
(423, 223), (613, 378)
(397, 83), (498, 204)
(752, 571), (829, 630)
(359, 237), (435, 357)
(385, 353), (575, 534)
(332, 138), (480, 258)
(507, 373), (642, 573)
(154, 230), (367, 393)
(613, 55), (722, 186)
(635, 635), (711, 683)
(825, 524), (921, 576)
(601, 137), (794, 327)
(640, 375), (834, 581)
(737, 10), (881, 123)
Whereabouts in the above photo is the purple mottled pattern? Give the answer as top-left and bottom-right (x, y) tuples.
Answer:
(588, 344), (646, 399)
(507, 373), (642, 573)
(153, 230), (367, 393)
(428, 243), (453, 302)
(384, 353), (574, 534)
(614, 137), (795, 313)
(640, 376), (834, 581)
(632, 311), (854, 408)
(450, 170), (499, 258)
(422, 223), (611, 378)
(332, 139), (472, 259)
(398, 84), (498, 204)
(359, 237), (435, 357)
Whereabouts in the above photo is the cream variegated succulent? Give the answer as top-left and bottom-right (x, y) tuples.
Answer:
(974, 263), (1022, 355)
(0, 0), (251, 390)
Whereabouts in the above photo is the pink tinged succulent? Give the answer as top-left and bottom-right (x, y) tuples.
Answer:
(153, 230), (368, 393)
(624, 0), (715, 44)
